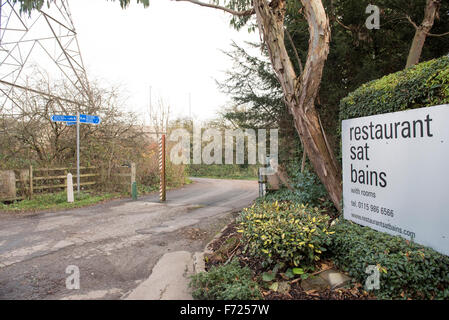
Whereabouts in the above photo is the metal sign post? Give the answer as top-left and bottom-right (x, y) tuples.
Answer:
(51, 113), (101, 197)
(258, 167), (267, 197)
(159, 134), (166, 202)
(76, 112), (80, 195)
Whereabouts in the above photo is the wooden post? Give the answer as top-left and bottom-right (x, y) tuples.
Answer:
(131, 163), (136, 186)
(67, 173), (74, 203)
(29, 165), (33, 199)
(131, 162), (137, 200)
(159, 134), (166, 202)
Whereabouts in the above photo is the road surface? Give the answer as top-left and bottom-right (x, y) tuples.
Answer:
(0, 178), (258, 300)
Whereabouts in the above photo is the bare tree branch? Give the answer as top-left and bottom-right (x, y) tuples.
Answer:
(335, 17), (352, 31)
(427, 31), (449, 37)
(405, 15), (419, 30)
(404, 14), (448, 37)
(285, 28), (304, 75)
(174, 0), (255, 16)
(405, 0), (442, 68)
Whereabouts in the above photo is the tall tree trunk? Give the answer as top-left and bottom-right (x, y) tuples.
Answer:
(253, 0), (342, 212)
(406, 0), (441, 68)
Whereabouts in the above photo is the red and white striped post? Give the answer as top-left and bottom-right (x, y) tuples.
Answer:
(159, 134), (166, 202)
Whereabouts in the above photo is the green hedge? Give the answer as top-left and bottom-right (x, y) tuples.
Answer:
(189, 259), (262, 300)
(329, 220), (449, 300)
(339, 55), (449, 122)
(260, 168), (333, 211)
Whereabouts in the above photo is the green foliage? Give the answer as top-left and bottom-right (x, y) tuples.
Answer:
(238, 201), (333, 267)
(261, 189), (303, 204)
(340, 55), (449, 122)
(189, 258), (261, 300)
(261, 165), (334, 213)
(329, 220), (449, 300)
(288, 166), (333, 210)
(12, 0), (149, 15)
(113, 0), (149, 9)
(188, 164), (257, 180)
(218, 43), (285, 129)
(11, 0), (48, 14)
(0, 191), (118, 212)
(218, 43), (301, 166)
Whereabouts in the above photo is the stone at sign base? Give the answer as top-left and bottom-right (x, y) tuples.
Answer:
(301, 276), (330, 292)
(301, 269), (352, 291)
(67, 173), (74, 203)
(277, 281), (291, 294)
(318, 269), (352, 289)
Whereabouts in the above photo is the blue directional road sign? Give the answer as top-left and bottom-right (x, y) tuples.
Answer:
(51, 114), (101, 125)
(51, 115), (77, 122)
(80, 114), (101, 124)
(50, 113), (101, 197)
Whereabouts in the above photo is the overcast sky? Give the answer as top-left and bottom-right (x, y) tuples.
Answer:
(67, 0), (261, 123)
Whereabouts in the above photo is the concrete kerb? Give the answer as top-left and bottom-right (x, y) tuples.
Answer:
(124, 208), (246, 300)
(124, 251), (195, 300)
(192, 222), (231, 274)
(205, 223), (230, 254)
(123, 223), (233, 300)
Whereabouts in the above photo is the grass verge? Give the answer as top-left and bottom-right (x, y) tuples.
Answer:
(0, 178), (193, 213)
(190, 175), (257, 181)
(0, 191), (121, 213)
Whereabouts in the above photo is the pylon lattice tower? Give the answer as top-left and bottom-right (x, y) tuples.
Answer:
(0, 0), (90, 114)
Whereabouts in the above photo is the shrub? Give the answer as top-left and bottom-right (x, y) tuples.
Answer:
(260, 189), (303, 204)
(263, 170), (329, 207)
(289, 169), (332, 209)
(329, 219), (449, 300)
(238, 201), (333, 267)
(261, 165), (335, 213)
(189, 259), (261, 300)
(339, 55), (449, 122)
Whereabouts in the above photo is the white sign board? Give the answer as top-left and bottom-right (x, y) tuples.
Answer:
(342, 104), (449, 256)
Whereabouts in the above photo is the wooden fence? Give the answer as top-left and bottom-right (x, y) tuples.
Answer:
(0, 164), (136, 202)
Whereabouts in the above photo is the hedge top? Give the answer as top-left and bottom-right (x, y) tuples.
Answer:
(339, 55), (449, 122)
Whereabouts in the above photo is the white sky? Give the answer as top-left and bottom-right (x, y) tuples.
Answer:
(68, 0), (261, 123)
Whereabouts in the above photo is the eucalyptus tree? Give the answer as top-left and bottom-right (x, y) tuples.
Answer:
(403, 0), (447, 68)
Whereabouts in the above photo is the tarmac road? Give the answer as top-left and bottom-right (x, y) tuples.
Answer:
(0, 178), (258, 300)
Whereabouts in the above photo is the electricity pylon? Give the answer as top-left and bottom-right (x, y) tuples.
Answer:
(0, 0), (90, 114)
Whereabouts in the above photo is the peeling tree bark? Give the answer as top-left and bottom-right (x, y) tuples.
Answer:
(406, 0), (441, 68)
(253, 0), (342, 212)
(180, 0), (342, 211)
